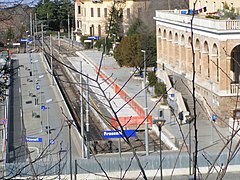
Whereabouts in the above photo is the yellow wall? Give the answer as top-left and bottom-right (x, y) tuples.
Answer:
(76, 0), (150, 37)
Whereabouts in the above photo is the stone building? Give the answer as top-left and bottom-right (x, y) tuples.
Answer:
(74, 0), (150, 41)
(154, 1), (240, 126)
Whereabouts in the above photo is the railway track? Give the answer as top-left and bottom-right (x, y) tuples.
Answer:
(42, 38), (167, 154)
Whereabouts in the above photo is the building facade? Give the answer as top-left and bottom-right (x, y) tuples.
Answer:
(74, 0), (150, 41)
(154, 9), (240, 126)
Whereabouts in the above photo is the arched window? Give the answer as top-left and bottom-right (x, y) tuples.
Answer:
(169, 31), (172, 40)
(174, 33), (178, 43)
(181, 34), (185, 45)
(196, 39), (201, 73)
(90, 24), (94, 36)
(163, 29), (167, 38)
(158, 28), (161, 36)
(188, 36), (192, 46)
(212, 44), (219, 81)
(231, 45), (240, 83)
(204, 41), (210, 77)
(213, 2), (216, 12)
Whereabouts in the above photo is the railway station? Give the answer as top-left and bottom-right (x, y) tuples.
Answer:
(1, 39), (238, 179)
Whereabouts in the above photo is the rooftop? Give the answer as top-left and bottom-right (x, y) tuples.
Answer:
(154, 10), (240, 31)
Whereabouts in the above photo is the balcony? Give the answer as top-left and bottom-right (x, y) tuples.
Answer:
(155, 10), (240, 31)
(231, 83), (240, 94)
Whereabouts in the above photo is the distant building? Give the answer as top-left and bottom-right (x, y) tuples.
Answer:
(154, 6), (240, 126)
(74, 0), (150, 41)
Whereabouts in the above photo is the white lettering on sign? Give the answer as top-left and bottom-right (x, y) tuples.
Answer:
(103, 131), (122, 136)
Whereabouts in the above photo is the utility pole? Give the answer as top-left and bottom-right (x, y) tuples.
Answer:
(86, 74), (90, 159)
(41, 23), (44, 53)
(30, 13), (33, 36)
(71, 27), (74, 48)
(68, 14), (70, 46)
(80, 61), (85, 158)
(68, 122), (73, 180)
(32, 19), (35, 50)
(35, 13), (37, 36)
(46, 98), (52, 163)
(34, 13), (37, 50)
(58, 32), (61, 51)
(141, 50), (149, 156)
(105, 37), (107, 55)
(50, 34), (54, 85)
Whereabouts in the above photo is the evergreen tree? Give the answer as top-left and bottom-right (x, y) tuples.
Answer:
(35, 0), (73, 31)
(114, 18), (156, 69)
(106, 5), (123, 38)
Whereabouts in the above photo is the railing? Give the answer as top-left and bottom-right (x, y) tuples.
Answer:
(226, 20), (240, 30)
(155, 10), (240, 31)
(231, 83), (240, 94)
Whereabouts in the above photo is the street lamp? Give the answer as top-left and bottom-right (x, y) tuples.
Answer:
(186, 115), (194, 176)
(141, 49), (149, 156)
(153, 119), (166, 180)
(112, 34), (116, 50)
(38, 75), (44, 122)
(46, 98), (52, 146)
(64, 119), (73, 180)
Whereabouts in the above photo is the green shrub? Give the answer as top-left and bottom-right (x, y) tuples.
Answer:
(147, 71), (157, 87)
(154, 82), (166, 97)
(205, 15), (220, 19)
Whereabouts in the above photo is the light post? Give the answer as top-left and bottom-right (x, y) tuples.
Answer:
(186, 115), (194, 176)
(112, 34), (116, 50)
(86, 74), (90, 159)
(38, 75), (44, 122)
(64, 119), (73, 180)
(46, 98), (52, 162)
(50, 34), (54, 85)
(68, 14), (71, 46)
(41, 23), (44, 54)
(31, 60), (39, 98)
(141, 49), (149, 156)
(25, 31), (29, 53)
(153, 119), (166, 180)
(58, 32), (61, 51)
(79, 61), (85, 158)
(58, 140), (63, 180)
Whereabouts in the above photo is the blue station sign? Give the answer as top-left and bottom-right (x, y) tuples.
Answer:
(20, 39), (32, 43)
(36, 84), (40, 90)
(41, 105), (47, 111)
(26, 137), (43, 142)
(102, 130), (136, 139)
(87, 36), (100, 40)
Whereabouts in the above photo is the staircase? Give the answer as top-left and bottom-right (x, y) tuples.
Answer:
(172, 75), (208, 121)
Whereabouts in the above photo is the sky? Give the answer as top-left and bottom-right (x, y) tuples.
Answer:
(0, 0), (39, 7)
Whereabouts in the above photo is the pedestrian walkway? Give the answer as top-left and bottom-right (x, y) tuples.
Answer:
(75, 50), (230, 153)
(5, 52), (83, 178)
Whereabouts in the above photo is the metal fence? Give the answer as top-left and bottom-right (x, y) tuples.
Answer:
(5, 151), (240, 178)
